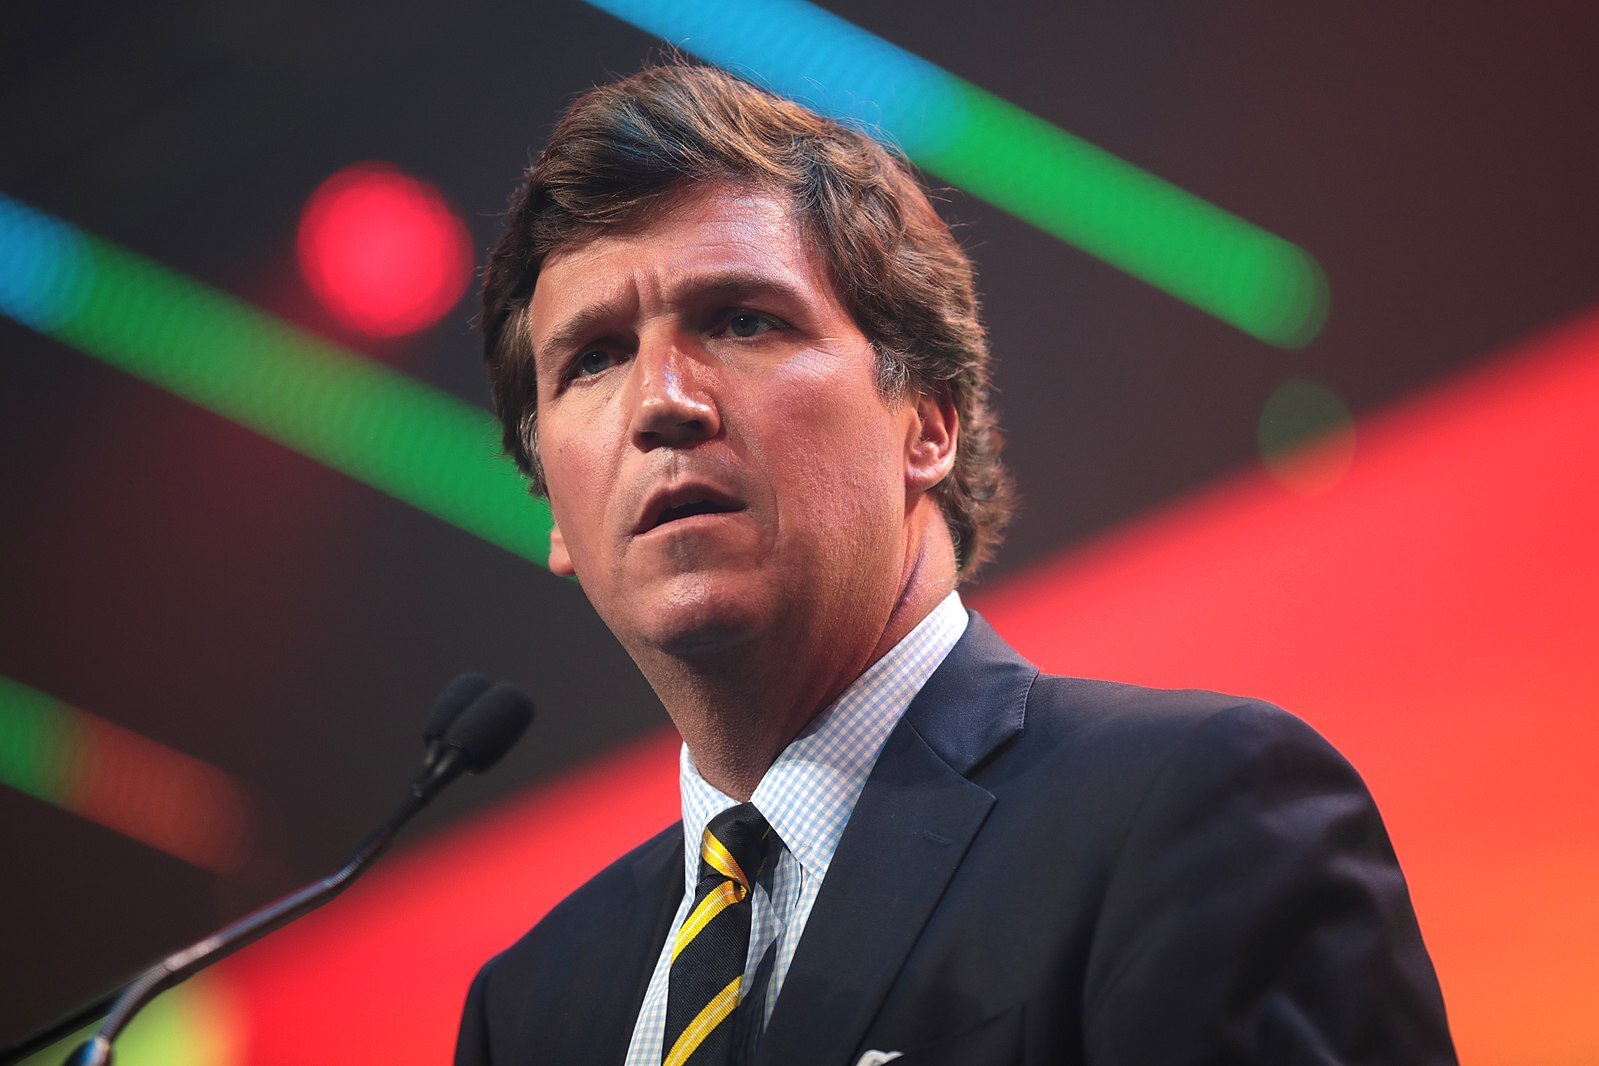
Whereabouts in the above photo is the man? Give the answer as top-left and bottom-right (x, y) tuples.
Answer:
(457, 62), (1455, 1065)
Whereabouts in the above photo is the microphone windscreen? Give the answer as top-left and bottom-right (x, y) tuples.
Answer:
(445, 683), (534, 773)
(425, 673), (493, 744)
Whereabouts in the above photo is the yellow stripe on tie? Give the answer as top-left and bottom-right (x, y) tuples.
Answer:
(672, 880), (741, 962)
(663, 975), (743, 1066)
(702, 831), (748, 887)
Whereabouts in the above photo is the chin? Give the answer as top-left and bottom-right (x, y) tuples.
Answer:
(628, 574), (771, 658)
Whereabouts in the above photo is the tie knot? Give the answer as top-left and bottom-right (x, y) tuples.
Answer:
(700, 802), (772, 892)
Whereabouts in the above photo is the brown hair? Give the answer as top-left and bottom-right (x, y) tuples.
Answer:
(481, 61), (1015, 577)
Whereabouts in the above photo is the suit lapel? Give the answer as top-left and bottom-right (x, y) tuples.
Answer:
(754, 613), (1036, 1066)
(629, 826), (687, 1015)
(576, 825), (683, 1064)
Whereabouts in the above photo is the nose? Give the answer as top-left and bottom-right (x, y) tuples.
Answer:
(628, 334), (720, 450)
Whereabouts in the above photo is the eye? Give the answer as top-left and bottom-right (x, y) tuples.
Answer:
(723, 310), (781, 339)
(571, 348), (620, 379)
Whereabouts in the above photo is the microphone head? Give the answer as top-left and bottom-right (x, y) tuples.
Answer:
(442, 683), (534, 774)
(424, 673), (493, 745)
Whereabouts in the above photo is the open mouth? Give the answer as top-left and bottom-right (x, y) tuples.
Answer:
(639, 489), (744, 533)
(656, 499), (734, 525)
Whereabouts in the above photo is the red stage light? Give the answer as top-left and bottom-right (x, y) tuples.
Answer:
(296, 163), (473, 338)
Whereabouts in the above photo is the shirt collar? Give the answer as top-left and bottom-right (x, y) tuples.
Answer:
(678, 591), (969, 894)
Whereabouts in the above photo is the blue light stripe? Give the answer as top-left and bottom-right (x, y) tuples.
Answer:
(0, 190), (553, 567)
(581, 0), (1328, 347)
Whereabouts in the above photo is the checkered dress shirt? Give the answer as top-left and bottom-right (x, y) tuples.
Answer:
(623, 591), (969, 1065)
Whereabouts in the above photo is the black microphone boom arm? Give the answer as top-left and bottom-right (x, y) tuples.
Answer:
(0, 678), (532, 1066)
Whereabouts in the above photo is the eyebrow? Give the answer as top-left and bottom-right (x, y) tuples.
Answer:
(687, 268), (812, 313)
(533, 268), (816, 370)
(535, 298), (632, 373)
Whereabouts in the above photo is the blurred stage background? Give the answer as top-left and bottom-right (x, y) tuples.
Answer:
(3, 2), (1596, 1062)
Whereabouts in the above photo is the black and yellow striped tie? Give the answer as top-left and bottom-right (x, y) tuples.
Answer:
(662, 802), (773, 1066)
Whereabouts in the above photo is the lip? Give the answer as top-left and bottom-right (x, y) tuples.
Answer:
(632, 481), (747, 536)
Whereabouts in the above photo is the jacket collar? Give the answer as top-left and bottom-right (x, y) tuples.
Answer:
(753, 611), (1038, 1066)
(901, 611), (1034, 774)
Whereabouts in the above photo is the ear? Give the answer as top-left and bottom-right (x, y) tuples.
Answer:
(905, 387), (959, 495)
(548, 521), (576, 577)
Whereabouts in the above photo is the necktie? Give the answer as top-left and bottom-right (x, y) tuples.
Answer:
(662, 802), (773, 1066)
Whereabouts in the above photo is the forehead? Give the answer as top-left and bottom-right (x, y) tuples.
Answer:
(527, 183), (839, 348)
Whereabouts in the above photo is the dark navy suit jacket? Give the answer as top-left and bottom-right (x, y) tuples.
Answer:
(456, 613), (1456, 1064)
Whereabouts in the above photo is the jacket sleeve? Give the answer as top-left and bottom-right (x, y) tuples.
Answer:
(1082, 701), (1457, 1064)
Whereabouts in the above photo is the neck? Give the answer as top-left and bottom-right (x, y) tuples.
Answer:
(635, 512), (957, 800)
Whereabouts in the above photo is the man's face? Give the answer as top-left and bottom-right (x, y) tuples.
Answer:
(527, 182), (929, 659)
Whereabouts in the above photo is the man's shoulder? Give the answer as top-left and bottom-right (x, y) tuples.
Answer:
(475, 820), (684, 995)
(458, 822), (686, 1061)
(939, 611), (1327, 755)
(1019, 670), (1350, 778)
(956, 657), (1358, 827)
(931, 611), (1349, 795)
(1027, 671), (1319, 742)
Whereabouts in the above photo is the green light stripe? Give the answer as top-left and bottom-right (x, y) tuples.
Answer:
(0, 676), (80, 803)
(585, 0), (1328, 347)
(925, 83), (1328, 347)
(0, 673), (258, 874)
(0, 191), (551, 567)
(15, 978), (239, 1066)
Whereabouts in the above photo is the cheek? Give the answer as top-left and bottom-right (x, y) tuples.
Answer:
(759, 384), (906, 529)
(541, 434), (612, 556)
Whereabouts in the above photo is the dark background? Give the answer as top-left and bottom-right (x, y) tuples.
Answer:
(3, 0), (1595, 1040)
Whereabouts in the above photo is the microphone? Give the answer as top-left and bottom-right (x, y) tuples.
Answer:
(424, 672), (492, 752)
(412, 682), (532, 801)
(0, 675), (531, 1066)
